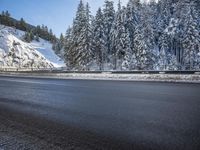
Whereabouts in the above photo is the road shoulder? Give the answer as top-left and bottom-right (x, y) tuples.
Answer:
(0, 72), (200, 83)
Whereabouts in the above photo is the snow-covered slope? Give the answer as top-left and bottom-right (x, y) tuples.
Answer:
(31, 39), (64, 67)
(0, 25), (64, 68)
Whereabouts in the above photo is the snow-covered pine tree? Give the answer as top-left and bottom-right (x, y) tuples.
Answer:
(111, 1), (134, 70)
(125, 0), (141, 51)
(121, 26), (136, 70)
(52, 33), (64, 56)
(52, 40), (61, 54)
(64, 27), (73, 69)
(19, 18), (27, 31)
(110, 0), (122, 70)
(138, 4), (157, 70)
(103, 0), (115, 62)
(23, 32), (31, 43)
(92, 8), (106, 70)
(157, 0), (173, 34)
(30, 31), (34, 41)
(158, 31), (179, 70)
(134, 24), (149, 70)
(35, 34), (40, 42)
(194, 0), (200, 15)
(158, 5), (171, 64)
(182, 0), (200, 70)
(158, 34), (168, 70)
(69, 0), (93, 70)
(176, 0), (200, 70)
(80, 2), (93, 70)
(149, 0), (160, 45)
(59, 33), (65, 49)
(167, 53), (179, 70)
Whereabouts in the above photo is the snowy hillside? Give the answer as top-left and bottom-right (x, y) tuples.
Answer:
(0, 25), (64, 68)
(31, 39), (64, 67)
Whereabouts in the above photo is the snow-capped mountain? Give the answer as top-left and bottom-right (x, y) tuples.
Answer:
(0, 25), (64, 68)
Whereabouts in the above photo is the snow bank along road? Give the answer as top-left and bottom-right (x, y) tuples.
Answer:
(0, 76), (200, 150)
(1, 72), (200, 83)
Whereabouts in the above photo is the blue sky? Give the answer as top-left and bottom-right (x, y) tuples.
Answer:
(0, 0), (131, 37)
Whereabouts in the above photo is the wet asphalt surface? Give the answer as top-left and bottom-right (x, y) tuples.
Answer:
(0, 76), (200, 150)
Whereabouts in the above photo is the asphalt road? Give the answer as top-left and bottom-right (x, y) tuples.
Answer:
(0, 76), (200, 150)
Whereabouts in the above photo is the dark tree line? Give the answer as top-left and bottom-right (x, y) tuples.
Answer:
(60, 0), (200, 71)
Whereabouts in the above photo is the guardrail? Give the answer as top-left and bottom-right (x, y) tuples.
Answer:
(0, 67), (200, 75)
(110, 71), (200, 74)
(0, 67), (53, 72)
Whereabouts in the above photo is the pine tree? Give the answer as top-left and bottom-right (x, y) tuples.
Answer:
(1, 11), (5, 16)
(158, 34), (169, 70)
(136, 4), (157, 70)
(157, 0), (173, 34)
(29, 31), (34, 41)
(59, 33), (65, 49)
(92, 8), (106, 70)
(121, 27), (135, 70)
(35, 34), (40, 42)
(182, 2), (199, 70)
(0, 10), (12, 26)
(83, 2), (93, 68)
(125, 0), (141, 50)
(167, 53), (179, 70)
(69, 0), (93, 70)
(110, 0), (122, 69)
(5, 11), (10, 17)
(0, 11), (5, 25)
(24, 32), (31, 43)
(134, 25), (147, 70)
(103, 0), (115, 61)
(176, 0), (200, 70)
(111, 2), (134, 70)
(19, 18), (27, 31)
(64, 27), (73, 68)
